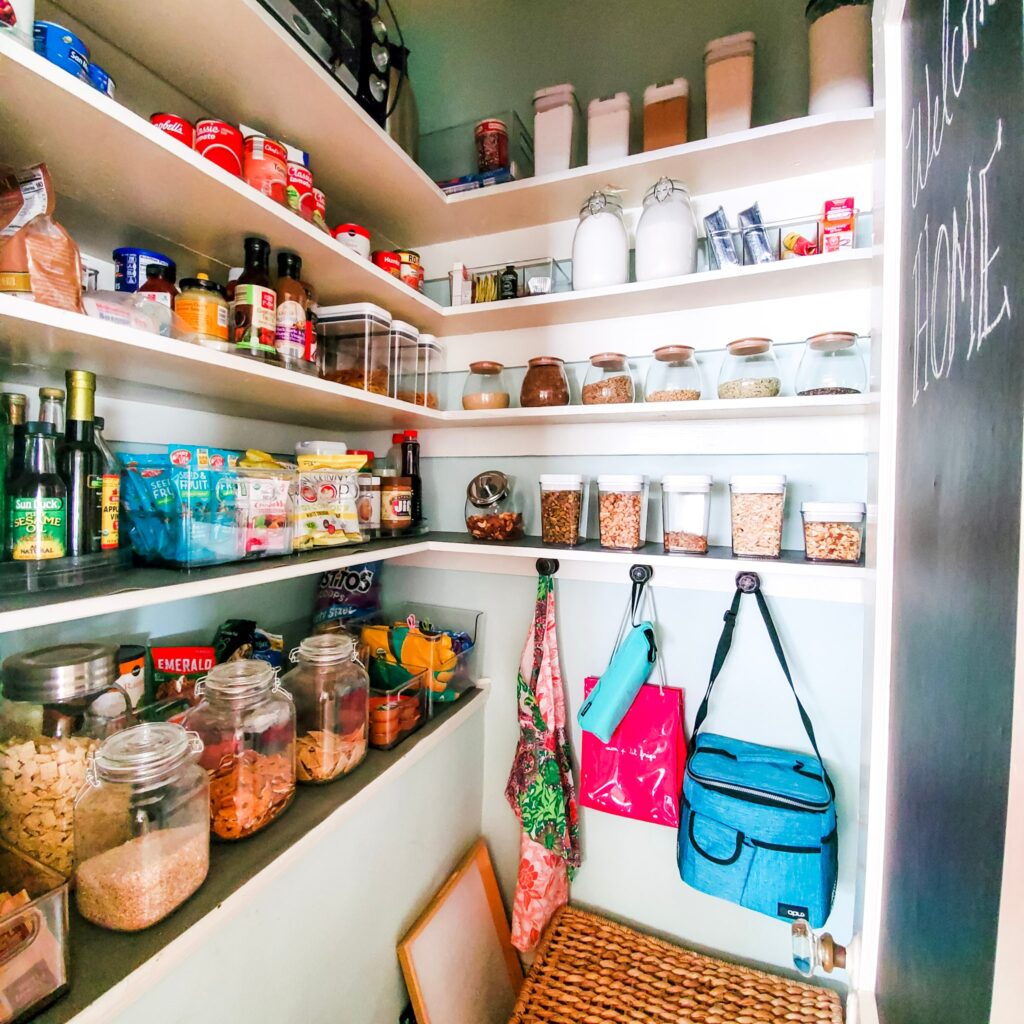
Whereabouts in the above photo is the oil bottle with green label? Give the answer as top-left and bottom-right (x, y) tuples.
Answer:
(10, 421), (66, 561)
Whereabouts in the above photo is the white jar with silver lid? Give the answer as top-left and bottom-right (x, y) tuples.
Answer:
(635, 178), (698, 281)
(572, 191), (629, 291)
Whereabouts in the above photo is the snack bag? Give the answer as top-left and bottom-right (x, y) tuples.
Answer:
(312, 562), (383, 632)
(148, 645), (216, 706)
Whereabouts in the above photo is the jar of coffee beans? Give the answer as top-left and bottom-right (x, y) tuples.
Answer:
(795, 331), (866, 396)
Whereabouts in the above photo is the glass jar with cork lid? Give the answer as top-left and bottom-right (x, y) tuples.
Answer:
(582, 353), (635, 405)
(795, 331), (866, 396)
(718, 338), (782, 399)
(463, 361), (511, 410)
(645, 345), (702, 402)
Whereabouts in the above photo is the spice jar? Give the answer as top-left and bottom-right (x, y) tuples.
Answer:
(730, 475), (786, 559)
(183, 661), (295, 841)
(463, 361), (511, 410)
(177, 274), (230, 351)
(718, 338), (782, 399)
(801, 501), (866, 563)
(634, 178), (698, 282)
(0, 643), (132, 875)
(539, 474), (586, 546)
(597, 475), (648, 551)
(582, 353), (635, 405)
(521, 356), (570, 408)
(795, 331), (866, 396)
(645, 345), (702, 402)
(475, 118), (509, 172)
(572, 191), (629, 291)
(662, 475), (712, 554)
(73, 723), (209, 931)
(466, 471), (524, 542)
(281, 635), (369, 785)
(316, 302), (391, 395)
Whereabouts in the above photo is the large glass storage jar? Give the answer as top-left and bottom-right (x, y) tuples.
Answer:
(582, 353), (635, 405)
(572, 191), (628, 291)
(730, 474), (786, 559)
(73, 723), (209, 932)
(795, 331), (866, 396)
(0, 643), (131, 875)
(539, 474), (586, 546)
(463, 361), (510, 410)
(389, 320), (421, 402)
(597, 475), (648, 551)
(465, 471), (524, 542)
(801, 501), (866, 563)
(183, 661), (295, 841)
(316, 302), (391, 395)
(662, 475), (712, 554)
(645, 345), (702, 402)
(634, 177), (698, 281)
(718, 338), (782, 399)
(521, 356), (570, 407)
(281, 635), (369, 784)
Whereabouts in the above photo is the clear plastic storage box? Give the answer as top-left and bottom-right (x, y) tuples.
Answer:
(316, 302), (392, 395)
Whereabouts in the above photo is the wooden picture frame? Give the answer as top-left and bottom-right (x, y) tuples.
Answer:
(398, 838), (523, 1024)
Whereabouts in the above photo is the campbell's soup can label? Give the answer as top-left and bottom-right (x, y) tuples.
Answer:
(151, 113), (194, 147)
(286, 162), (315, 220)
(312, 187), (327, 230)
(244, 136), (288, 205)
(195, 119), (243, 177)
(372, 250), (401, 277)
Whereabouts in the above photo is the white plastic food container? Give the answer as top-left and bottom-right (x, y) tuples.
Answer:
(634, 177), (698, 281)
(587, 92), (630, 164)
(662, 475), (712, 555)
(705, 32), (756, 137)
(729, 474), (786, 559)
(801, 501), (866, 562)
(539, 474), (587, 546)
(533, 83), (579, 176)
(644, 77), (689, 151)
(596, 474), (648, 551)
(807, 1), (872, 114)
(572, 191), (629, 290)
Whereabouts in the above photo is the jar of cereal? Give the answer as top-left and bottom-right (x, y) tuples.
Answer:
(597, 475), (648, 551)
(729, 475), (786, 559)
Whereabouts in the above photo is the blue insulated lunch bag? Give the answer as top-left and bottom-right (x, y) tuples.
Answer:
(678, 579), (838, 928)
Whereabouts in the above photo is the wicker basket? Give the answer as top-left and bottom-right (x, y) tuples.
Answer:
(508, 906), (844, 1024)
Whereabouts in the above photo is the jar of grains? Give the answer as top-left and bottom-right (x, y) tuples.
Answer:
(795, 331), (866, 396)
(281, 634), (369, 784)
(582, 353), (635, 405)
(0, 643), (133, 875)
(465, 470), (525, 541)
(463, 361), (511, 410)
(661, 475), (712, 554)
(74, 723), (209, 932)
(730, 475), (786, 559)
(183, 661), (295, 841)
(645, 345), (702, 402)
(520, 356), (570, 408)
(718, 338), (782, 399)
(597, 475), (648, 551)
(801, 501), (866, 563)
(539, 474), (586, 546)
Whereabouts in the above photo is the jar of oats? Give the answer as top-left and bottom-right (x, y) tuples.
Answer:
(597, 475), (648, 551)
(718, 338), (782, 399)
(801, 501), (866, 563)
(729, 475), (786, 559)
(645, 344), (702, 402)
(539, 474), (586, 546)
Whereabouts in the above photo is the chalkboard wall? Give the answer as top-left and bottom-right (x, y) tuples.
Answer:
(880, 1), (1023, 1022)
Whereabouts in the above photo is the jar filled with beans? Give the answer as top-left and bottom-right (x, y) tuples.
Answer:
(597, 475), (648, 551)
(718, 338), (782, 400)
(729, 475), (786, 559)
(801, 501), (866, 562)
(645, 344), (703, 402)
(539, 474), (586, 546)
(582, 352), (635, 405)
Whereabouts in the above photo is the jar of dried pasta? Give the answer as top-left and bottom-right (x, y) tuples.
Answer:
(729, 474), (786, 559)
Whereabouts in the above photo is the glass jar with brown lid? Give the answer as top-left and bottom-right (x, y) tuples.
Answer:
(717, 338), (782, 399)
(520, 356), (570, 408)
(582, 352), (635, 405)
(795, 331), (866, 396)
(463, 361), (510, 410)
(645, 345), (702, 402)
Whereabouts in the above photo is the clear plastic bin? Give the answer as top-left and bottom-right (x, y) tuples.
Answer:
(662, 475), (712, 554)
(539, 474), (586, 546)
(420, 109), (534, 184)
(730, 475), (786, 559)
(801, 501), (866, 563)
(316, 302), (392, 396)
(396, 335), (444, 409)
(597, 475), (649, 551)
(389, 320), (421, 402)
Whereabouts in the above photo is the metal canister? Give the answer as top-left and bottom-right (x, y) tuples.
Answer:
(194, 119), (244, 177)
(243, 135), (288, 204)
(395, 249), (423, 292)
(151, 113), (195, 148)
(372, 251), (401, 277)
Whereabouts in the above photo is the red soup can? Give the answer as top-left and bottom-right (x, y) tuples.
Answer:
(243, 135), (288, 205)
(372, 250), (401, 277)
(286, 162), (314, 220)
(194, 119), (244, 177)
(312, 187), (327, 230)
(151, 112), (194, 148)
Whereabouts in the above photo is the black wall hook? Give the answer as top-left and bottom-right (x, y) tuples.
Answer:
(736, 571), (761, 593)
(630, 565), (654, 584)
(536, 558), (560, 577)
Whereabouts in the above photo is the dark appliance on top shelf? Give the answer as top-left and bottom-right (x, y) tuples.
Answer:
(257, 0), (393, 125)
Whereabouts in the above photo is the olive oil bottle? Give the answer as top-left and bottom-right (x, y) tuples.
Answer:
(60, 370), (103, 556)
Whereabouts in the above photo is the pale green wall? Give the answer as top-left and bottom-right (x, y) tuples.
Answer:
(396, 0), (812, 156)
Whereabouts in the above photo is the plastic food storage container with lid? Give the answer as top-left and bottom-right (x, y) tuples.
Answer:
(388, 319), (421, 402)
(0, 642), (133, 875)
(465, 470), (524, 542)
(533, 83), (579, 176)
(315, 302), (391, 395)
(645, 345), (702, 401)
(582, 353), (635, 405)
(521, 356), (570, 407)
(662, 475), (713, 554)
(463, 361), (511, 410)
(597, 475), (649, 551)
(634, 177), (698, 281)
(704, 32), (756, 137)
(730, 475), (786, 559)
(795, 331), (866, 396)
(281, 634), (369, 784)
(183, 660), (295, 841)
(718, 338), (782, 399)
(540, 474), (586, 546)
(399, 334), (443, 409)
(644, 77), (689, 151)
(572, 191), (629, 291)
(73, 722), (209, 931)
(587, 92), (630, 164)
(807, 0), (872, 115)
(801, 501), (866, 563)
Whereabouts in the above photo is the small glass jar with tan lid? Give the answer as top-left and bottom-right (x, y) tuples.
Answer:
(520, 356), (570, 407)
(645, 345), (702, 402)
(582, 352), (634, 405)
(462, 361), (511, 410)
(795, 331), (866, 396)
(717, 337), (782, 399)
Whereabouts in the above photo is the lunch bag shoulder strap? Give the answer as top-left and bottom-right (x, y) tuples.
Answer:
(690, 585), (835, 797)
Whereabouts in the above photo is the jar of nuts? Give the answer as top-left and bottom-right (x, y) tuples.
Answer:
(539, 474), (586, 546)
(316, 302), (392, 395)
(730, 475), (786, 559)
(718, 338), (782, 400)
(645, 344), (703, 402)
(662, 475), (712, 554)
(800, 501), (866, 563)
(597, 475), (648, 551)
(465, 470), (525, 542)
(582, 352), (635, 405)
